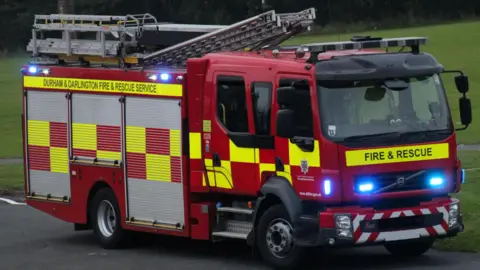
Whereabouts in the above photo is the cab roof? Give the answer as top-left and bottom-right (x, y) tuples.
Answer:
(205, 49), (385, 66)
(204, 36), (427, 67)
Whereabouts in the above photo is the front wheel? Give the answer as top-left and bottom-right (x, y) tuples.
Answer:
(384, 239), (434, 257)
(256, 204), (308, 269)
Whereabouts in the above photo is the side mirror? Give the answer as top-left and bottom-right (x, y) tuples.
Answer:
(276, 109), (296, 138)
(455, 75), (469, 93)
(276, 87), (297, 106)
(459, 96), (472, 126)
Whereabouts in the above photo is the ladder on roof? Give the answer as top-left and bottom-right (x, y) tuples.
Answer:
(141, 7), (316, 67)
(26, 7), (316, 68)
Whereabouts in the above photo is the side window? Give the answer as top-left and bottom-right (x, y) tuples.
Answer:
(216, 75), (249, 133)
(251, 82), (272, 135)
(279, 78), (314, 137)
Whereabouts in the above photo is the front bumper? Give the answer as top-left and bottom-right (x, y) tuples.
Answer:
(294, 198), (464, 247)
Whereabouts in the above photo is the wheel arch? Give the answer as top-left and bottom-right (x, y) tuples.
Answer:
(247, 176), (302, 246)
(86, 180), (114, 227)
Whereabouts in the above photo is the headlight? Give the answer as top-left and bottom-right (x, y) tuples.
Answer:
(335, 215), (352, 230)
(335, 215), (353, 238)
(448, 203), (459, 227)
(449, 203), (459, 217)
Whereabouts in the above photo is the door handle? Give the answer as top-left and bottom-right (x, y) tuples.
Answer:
(213, 152), (221, 166)
(275, 157), (284, 171)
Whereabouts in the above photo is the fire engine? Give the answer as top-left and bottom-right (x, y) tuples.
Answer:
(21, 7), (471, 269)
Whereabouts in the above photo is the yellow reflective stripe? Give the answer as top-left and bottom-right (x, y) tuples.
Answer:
(288, 140), (320, 167)
(259, 163), (275, 179)
(202, 159), (233, 189)
(277, 165), (292, 184)
(28, 120), (50, 147)
(126, 126), (146, 153)
(50, 147), (69, 173)
(202, 171), (216, 187)
(97, 150), (121, 161)
(229, 140), (255, 163)
(189, 132), (201, 159)
(214, 160), (233, 189)
(146, 154), (171, 181)
(204, 158), (213, 168)
(169, 129), (181, 157)
(72, 123), (97, 150)
(24, 76), (183, 97)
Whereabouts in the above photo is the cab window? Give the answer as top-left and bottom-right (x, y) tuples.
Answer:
(279, 78), (314, 138)
(251, 82), (272, 135)
(216, 75), (249, 133)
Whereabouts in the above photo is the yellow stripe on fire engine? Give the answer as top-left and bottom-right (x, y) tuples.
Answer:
(24, 76), (182, 97)
(27, 120), (50, 147)
(72, 123), (97, 151)
(126, 126), (146, 153)
(288, 140), (320, 167)
(345, 143), (449, 167)
(50, 147), (69, 173)
(189, 132), (201, 159)
(170, 130), (181, 157)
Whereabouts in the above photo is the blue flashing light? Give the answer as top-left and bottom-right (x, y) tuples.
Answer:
(461, 169), (466, 184)
(358, 183), (374, 193)
(28, 66), (38, 74)
(323, 179), (332, 196)
(160, 73), (170, 81)
(429, 176), (444, 187)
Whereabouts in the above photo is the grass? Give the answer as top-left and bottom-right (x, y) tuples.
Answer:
(0, 21), (479, 159)
(0, 164), (24, 190)
(0, 57), (27, 158)
(435, 150), (480, 253)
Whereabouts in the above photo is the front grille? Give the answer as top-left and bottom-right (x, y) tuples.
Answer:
(353, 169), (441, 194)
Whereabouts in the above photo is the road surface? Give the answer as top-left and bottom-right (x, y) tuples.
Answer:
(1, 202), (480, 270)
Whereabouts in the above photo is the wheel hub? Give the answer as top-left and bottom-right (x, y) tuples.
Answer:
(97, 200), (116, 238)
(266, 218), (294, 258)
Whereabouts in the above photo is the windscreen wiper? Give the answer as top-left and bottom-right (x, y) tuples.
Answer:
(403, 129), (453, 136)
(343, 132), (401, 142)
(401, 129), (453, 138)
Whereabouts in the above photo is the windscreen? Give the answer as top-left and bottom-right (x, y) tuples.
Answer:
(317, 74), (453, 142)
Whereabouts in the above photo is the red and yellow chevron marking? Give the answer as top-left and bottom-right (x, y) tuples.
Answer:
(72, 123), (121, 160)
(27, 120), (69, 173)
(126, 126), (182, 182)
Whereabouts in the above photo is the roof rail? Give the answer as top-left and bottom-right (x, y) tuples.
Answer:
(278, 36), (428, 62)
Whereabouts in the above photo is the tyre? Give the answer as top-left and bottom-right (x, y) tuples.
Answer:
(384, 239), (434, 257)
(256, 204), (308, 269)
(89, 187), (129, 249)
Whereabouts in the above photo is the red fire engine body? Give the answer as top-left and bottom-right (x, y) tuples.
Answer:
(21, 9), (471, 269)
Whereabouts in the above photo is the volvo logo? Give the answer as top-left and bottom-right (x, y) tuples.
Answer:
(396, 177), (405, 186)
(373, 170), (426, 194)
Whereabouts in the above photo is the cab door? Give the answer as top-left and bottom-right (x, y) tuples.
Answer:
(272, 74), (321, 194)
(204, 71), (259, 194)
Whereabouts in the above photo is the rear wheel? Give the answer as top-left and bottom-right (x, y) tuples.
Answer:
(90, 187), (129, 249)
(256, 204), (308, 269)
(384, 239), (434, 257)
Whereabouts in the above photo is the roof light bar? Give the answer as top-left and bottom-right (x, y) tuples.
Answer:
(280, 36), (428, 53)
